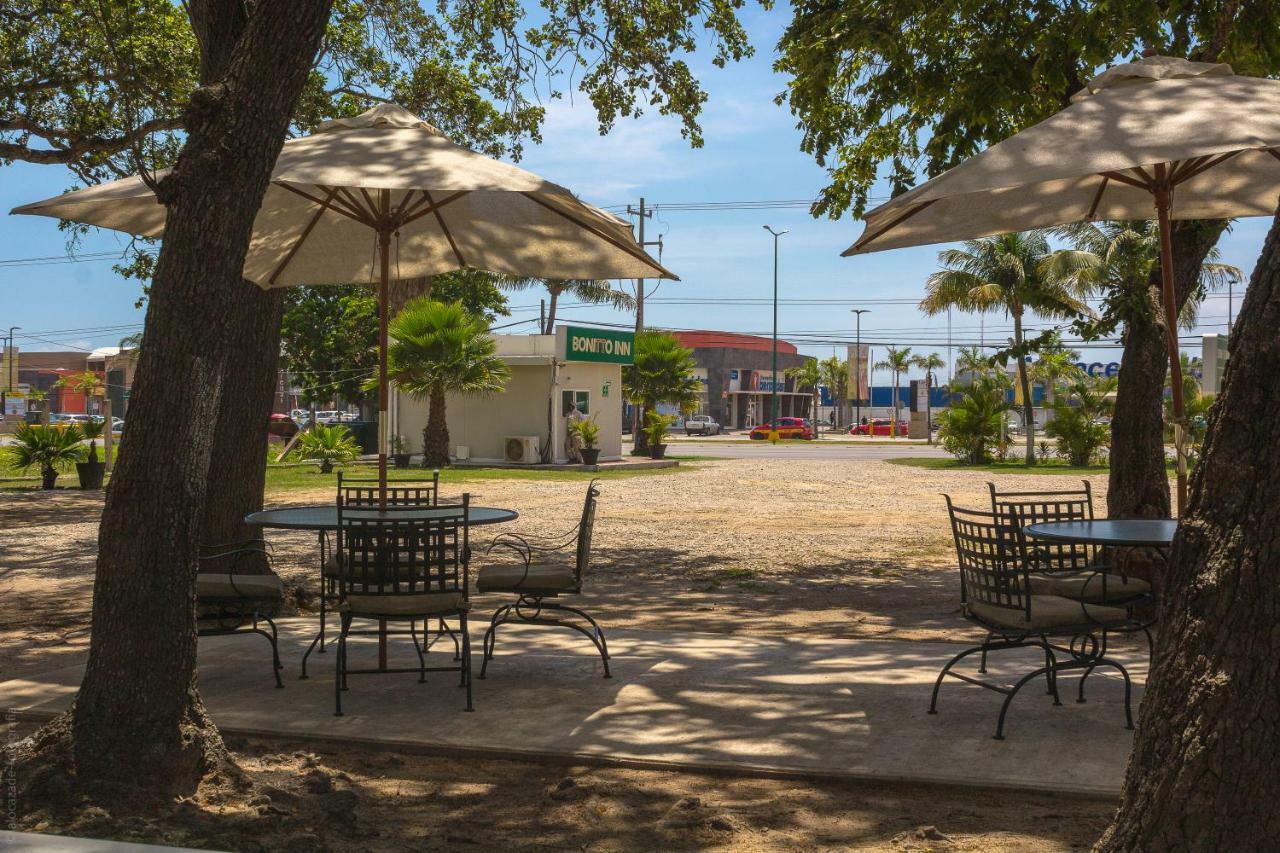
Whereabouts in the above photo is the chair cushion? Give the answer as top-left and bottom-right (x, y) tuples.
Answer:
(196, 573), (284, 601)
(476, 562), (576, 593)
(968, 594), (1130, 631)
(340, 591), (465, 616)
(1028, 571), (1151, 603)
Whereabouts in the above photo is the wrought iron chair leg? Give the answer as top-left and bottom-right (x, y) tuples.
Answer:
(265, 617), (283, 688)
(978, 632), (993, 674)
(994, 663), (1055, 740)
(928, 644), (987, 714)
(553, 603), (612, 676)
(480, 604), (512, 678)
(1143, 627), (1154, 661)
(334, 613), (351, 716)
(410, 619), (427, 682)
(440, 618), (461, 661)
(461, 613), (474, 712)
(1095, 659), (1135, 729)
(317, 531), (329, 655)
(1041, 640), (1061, 704)
(1076, 665), (1096, 703)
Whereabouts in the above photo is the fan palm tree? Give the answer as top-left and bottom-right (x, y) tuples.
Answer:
(818, 356), (848, 428)
(785, 358), (822, 432)
(5, 423), (86, 488)
(503, 278), (637, 333)
(623, 331), (700, 452)
(912, 352), (946, 443)
(385, 298), (511, 468)
(874, 346), (913, 433)
(921, 230), (1094, 465)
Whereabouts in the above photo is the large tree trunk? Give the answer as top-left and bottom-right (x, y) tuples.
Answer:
(422, 384), (450, 468)
(65, 0), (333, 796)
(1108, 221), (1227, 518)
(1096, 206), (1280, 852)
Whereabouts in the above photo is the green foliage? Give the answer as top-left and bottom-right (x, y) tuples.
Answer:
(874, 346), (913, 421)
(4, 423), (86, 485)
(430, 270), (514, 322)
(623, 331), (701, 413)
(570, 415), (602, 450)
(294, 423), (361, 470)
(775, 0), (1280, 219)
(1029, 333), (1082, 406)
(643, 410), (675, 446)
(503, 278), (637, 333)
(281, 286), (379, 407)
(1045, 379), (1114, 466)
(55, 370), (103, 396)
(81, 417), (105, 463)
(385, 298), (511, 400)
(937, 375), (1012, 465)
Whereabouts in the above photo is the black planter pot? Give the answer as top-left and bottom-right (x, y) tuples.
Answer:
(648, 444), (667, 460)
(76, 461), (105, 490)
(319, 459), (334, 474)
(392, 453), (411, 469)
(41, 468), (59, 490)
(580, 448), (601, 465)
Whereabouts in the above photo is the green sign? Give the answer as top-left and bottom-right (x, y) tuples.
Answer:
(564, 326), (635, 364)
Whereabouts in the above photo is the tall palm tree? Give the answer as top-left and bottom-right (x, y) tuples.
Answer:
(785, 358), (822, 431)
(504, 278), (637, 333)
(874, 345), (913, 433)
(385, 298), (511, 467)
(912, 351), (945, 443)
(921, 230), (1093, 465)
(623, 331), (700, 452)
(818, 355), (848, 428)
(953, 345), (990, 383)
(1028, 333), (1082, 410)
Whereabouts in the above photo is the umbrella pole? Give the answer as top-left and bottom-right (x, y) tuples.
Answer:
(1154, 183), (1188, 515)
(378, 229), (391, 501)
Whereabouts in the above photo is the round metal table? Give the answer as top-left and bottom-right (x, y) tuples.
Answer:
(1024, 519), (1177, 548)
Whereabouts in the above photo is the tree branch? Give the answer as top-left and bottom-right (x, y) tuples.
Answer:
(0, 115), (183, 166)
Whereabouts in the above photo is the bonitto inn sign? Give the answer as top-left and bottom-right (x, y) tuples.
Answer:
(560, 325), (635, 364)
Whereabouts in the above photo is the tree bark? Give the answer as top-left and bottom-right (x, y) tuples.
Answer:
(422, 384), (450, 467)
(1107, 220), (1228, 518)
(1096, 205), (1280, 852)
(68, 0), (333, 796)
(544, 287), (560, 334)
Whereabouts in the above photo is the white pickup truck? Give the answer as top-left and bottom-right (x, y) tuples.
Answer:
(684, 414), (721, 436)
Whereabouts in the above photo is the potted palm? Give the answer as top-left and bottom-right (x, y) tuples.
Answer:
(644, 411), (674, 460)
(76, 418), (107, 489)
(294, 423), (361, 473)
(573, 416), (602, 465)
(5, 423), (86, 489)
(390, 434), (412, 468)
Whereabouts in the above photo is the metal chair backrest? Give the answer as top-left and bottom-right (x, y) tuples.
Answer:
(336, 495), (470, 604)
(337, 470), (440, 507)
(943, 496), (1030, 620)
(573, 479), (601, 588)
(988, 480), (1098, 573)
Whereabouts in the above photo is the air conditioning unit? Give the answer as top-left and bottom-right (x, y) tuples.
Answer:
(504, 436), (540, 464)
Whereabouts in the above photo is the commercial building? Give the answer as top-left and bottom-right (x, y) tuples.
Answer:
(395, 325), (629, 464)
(670, 331), (812, 429)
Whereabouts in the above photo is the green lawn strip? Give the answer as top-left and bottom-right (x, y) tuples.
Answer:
(665, 438), (928, 446)
(264, 460), (694, 492)
(886, 457), (1176, 476)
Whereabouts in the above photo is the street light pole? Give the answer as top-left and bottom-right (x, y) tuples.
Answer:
(851, 310), (870, 426)
(763, 226), (788, 427)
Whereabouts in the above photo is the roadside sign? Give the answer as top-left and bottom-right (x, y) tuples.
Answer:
(559, 325), (635, 364)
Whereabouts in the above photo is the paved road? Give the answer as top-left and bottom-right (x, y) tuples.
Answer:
(641, 440), (952, 461)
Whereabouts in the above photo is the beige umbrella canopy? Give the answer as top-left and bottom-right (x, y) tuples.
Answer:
(13, 103), (675, 490)
(844, 56), (1280, 513)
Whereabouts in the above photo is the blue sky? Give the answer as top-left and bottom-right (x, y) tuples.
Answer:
(0, 6), (1268, 381)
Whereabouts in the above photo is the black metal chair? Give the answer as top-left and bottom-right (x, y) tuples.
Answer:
(301, 470), (443, 678)
(196, 540), (285, 688)
(477, 479), (609, 678)
(930, 497), (1140, 739)
(333, 495), (473, 715)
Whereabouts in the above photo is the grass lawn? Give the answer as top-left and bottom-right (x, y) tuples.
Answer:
(263, 459), (695, 492)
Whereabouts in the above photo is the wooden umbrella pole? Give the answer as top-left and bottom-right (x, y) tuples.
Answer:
(377, 193), (392, 671)
(1154, 176), (1188, 516)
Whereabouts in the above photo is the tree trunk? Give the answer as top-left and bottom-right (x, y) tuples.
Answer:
(1108, 221), (1228, 518)
(197, 285), (285, 573)
(544, 288), (560, 334)
(423, 384), (450, 467)
(66, 0), (333, 796)
(1096, 205), (1280, 852)
(1012, 310), (1035, 465)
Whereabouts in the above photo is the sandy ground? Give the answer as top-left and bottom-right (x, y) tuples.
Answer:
(1, 459), (1121, 850)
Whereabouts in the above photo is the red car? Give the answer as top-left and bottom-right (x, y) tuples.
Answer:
(268, 413), (299, 438)
(749, 417), (815, 440)
(849, 417), (909, 437)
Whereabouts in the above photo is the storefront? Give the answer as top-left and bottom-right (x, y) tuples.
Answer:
(395, 325), (629, 464)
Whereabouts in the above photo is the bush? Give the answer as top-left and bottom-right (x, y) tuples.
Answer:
(1044, 379), (1112, 466)
(937, 376), (1012, 464)
(294, 423), (361, 473)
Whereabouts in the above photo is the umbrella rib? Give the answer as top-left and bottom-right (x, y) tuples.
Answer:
(1172, 150), (1242, 185)
(400, 191), (468, 227)
(522, 191), (670, 275)
(391, 189), (418, 223)
(1269, 148), (1280, 163)
(337, 187), (375, 223)
(423, 190), (466, 269)
(276, 183), (374, 227)
(1087, 176), (1110, 219)
(1099, 170), (1151, 191)
(842, 199), (938, 255)
(398, 192), (435, 223)
(269, 187), (339, 285)
(313, 185), (373, 224)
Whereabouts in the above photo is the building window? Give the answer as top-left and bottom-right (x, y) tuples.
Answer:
(561, 389), (590, 416)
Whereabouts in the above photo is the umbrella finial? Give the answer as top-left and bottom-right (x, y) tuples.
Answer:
(1072, 55), (1234, 102)
(315, 103), (448, 137)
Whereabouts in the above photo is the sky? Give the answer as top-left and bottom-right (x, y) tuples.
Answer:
(0, 6), (1269, 383)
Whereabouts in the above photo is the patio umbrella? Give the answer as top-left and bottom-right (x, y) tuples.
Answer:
(13, 104), (675, 491)
(844, 56), (1280, 513)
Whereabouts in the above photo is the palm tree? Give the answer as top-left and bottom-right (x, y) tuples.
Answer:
(912, 351), (946, 443)
(386, 298), (511, 468)
(953, 345), (990, 384)
(818, 356), (848, 428)
(5, 423), (86, 489)
(504, 278), (637, 333)
(623, 331), (700, 452)
(294, 423), (361, 473)
(785, 358), (822, 433)
(921, 230), (1093, 465)
(1029, 333), (1082, 410)
(874, 346), (913, 433)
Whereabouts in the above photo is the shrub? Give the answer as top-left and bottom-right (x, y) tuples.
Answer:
(570, 416), (601, 450)
(643, 411), (675, 446)
(295, 423), (361, 473)
(5, 423), (86, 489)
(1044, 379), (1112, 466)
(937, 376), (1011, 464)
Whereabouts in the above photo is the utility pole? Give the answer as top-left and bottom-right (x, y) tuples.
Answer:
(763, 227), (788, 429)
(851, 310), (870, 426)
(3, 326), (19, 423)
(626, 198), (662, 449)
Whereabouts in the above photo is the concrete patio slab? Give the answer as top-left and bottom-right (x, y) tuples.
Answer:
(1, 620), (1144, 796)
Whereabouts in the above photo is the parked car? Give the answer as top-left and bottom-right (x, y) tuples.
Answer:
(684, 414), (721, 436)
(749, 417), (814, 440)
(849, 418), (910, 437)
(268, 412), (299, 438)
